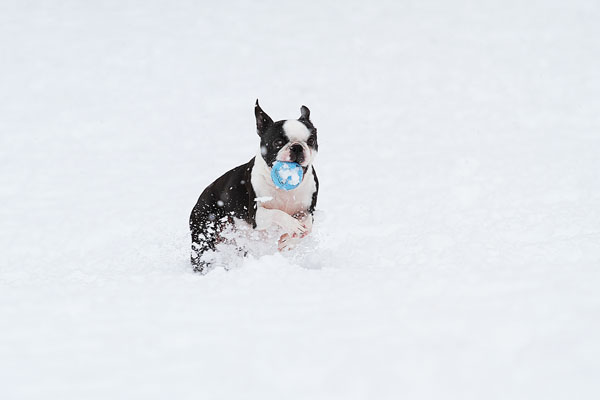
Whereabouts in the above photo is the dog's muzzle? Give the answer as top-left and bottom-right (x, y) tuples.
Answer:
(289, 143), (305, 164)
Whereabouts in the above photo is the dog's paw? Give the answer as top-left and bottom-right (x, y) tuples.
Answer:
(281, 215), (308, 237)
(278, 219), (310, 251)
(278, 233), (301, 252)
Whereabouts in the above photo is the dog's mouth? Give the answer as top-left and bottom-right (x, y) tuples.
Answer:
(272, 158), (309, 170)
(270, 163), (309, 177)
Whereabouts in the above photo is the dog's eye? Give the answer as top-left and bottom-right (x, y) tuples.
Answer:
(273, 139), (284, 148)
(307, 137), (316, 147)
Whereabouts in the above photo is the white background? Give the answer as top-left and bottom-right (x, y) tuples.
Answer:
(1, 0), (599, 398)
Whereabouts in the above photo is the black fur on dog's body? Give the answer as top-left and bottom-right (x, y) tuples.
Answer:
(189, 101), (319, 273)
(189, 159), (256, 265)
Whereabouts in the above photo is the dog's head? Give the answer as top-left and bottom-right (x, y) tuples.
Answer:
(254, 100), (318, 171)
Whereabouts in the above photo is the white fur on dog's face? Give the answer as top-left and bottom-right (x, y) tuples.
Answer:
(275, 120), (317, 167)
(283, 120), (310, 142)
(276, 141), (314, 167)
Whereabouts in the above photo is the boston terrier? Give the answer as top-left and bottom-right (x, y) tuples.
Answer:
(189, 100), (319, 273)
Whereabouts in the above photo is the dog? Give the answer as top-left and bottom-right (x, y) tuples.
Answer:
(189, 100), (319, 272)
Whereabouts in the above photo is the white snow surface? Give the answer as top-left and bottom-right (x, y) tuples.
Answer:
(1, 1), (600, 399)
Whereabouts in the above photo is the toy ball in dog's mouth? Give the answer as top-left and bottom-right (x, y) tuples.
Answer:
(271, 161), (303, 190)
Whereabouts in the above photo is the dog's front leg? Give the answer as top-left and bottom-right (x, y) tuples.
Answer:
(255, 207), (308, 236)
(277, 211), (313, 252)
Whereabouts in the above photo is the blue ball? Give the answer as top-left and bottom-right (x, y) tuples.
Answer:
(271, 161), (304, 190)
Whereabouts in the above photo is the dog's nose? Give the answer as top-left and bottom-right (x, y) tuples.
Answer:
(290, 144), (304, 164)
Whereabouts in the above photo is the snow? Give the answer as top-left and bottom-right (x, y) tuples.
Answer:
(1, 0), (600, 399)
(254, 196), (274, 203)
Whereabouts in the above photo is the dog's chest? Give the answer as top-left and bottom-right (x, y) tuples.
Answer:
(252, 168), (315, 215)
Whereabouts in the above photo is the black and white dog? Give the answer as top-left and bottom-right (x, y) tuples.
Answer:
(189, 100), (319, 272)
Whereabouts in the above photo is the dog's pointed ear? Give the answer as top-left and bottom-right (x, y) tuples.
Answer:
(299, 105), (311, 121)
(255, 99), (273, 136)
